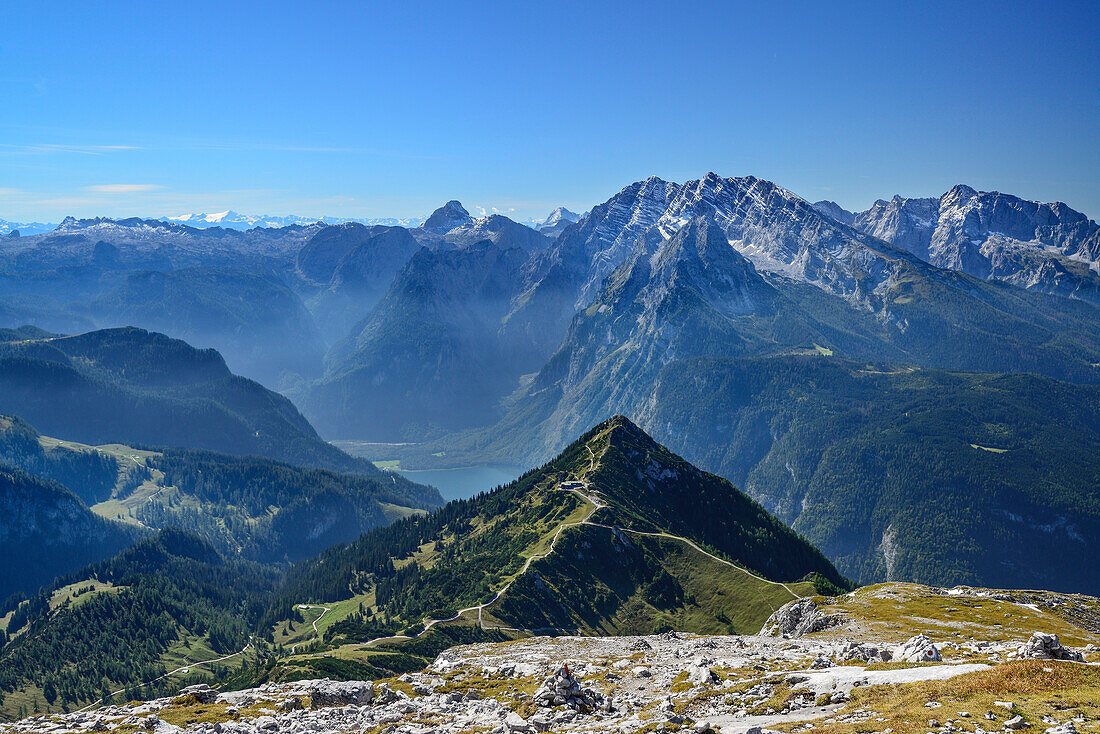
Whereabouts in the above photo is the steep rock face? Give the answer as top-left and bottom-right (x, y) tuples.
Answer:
(812, 201), (855, 226)
(307, 241), (549, 439)
(542, 206), (581, 227)
(298, 223), (380, 284)
(297, 224), (421, 345)
(528, 173), (927, 320)
(472, 181), (1100, 471)
(853, 195), (939, 261)
(330, 228), (421, 293)
(541, 176), (683, 309)
(422, 200), (473, 234)
(531, 218), (781, 415)
(298, 224), (419, 287)
(653, 174), (922, 308)
(325, 174), (1100, 446)
(852, 186), (1100, 302)
(528, 175), (1100, 378)
(444, 214), (551, 251)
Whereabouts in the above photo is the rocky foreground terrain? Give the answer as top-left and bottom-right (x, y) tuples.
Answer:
(5, 584), (1099, 734)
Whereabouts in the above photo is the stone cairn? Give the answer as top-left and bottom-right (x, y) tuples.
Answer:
(533, 665), (604, 712)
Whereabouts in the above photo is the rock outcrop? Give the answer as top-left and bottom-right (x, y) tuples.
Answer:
(762, 598), (844, 637)
(1018, 632), (1085, 662)
(838, 641), (892, 663)
(176, 684), (217, 704)
(895, 634), (943, 662)
(305, 679), (374, 707)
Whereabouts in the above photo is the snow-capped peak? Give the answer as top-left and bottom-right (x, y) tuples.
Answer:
(422, 200), (473, 234)
(160, 212), (425, 230)
(540, 207), (581, 227)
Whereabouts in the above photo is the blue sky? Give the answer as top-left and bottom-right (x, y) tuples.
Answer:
(2, 0), (1098, 222)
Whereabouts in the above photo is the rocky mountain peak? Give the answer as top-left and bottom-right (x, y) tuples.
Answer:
(812, 200), (855, 226)
(548, 172), (908, 313)
(657, 217), (740, 267)
(422, 200), (473, 234)
(941, 183), (979, 206)
(541, 206), (581, 227)
(443, 213), (550, 251)
(847, 183), (1100, 299)
(536, 207), (583, 240)
(650, 216), (771, 315)
(598, 414), (647, 442)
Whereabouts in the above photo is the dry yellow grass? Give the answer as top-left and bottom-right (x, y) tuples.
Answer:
(786, 661), (1100, 734)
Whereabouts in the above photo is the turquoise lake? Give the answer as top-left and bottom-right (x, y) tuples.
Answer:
(393, 465), (527, 501)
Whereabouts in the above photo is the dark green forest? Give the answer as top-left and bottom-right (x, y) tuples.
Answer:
(0, 530), (279, 714)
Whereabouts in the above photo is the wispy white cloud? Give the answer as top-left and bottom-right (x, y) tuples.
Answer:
(85, 184), (164, 193)
(0, 144), (142, 156)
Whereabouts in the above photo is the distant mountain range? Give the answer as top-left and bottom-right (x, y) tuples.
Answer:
(0, 219), (57, 237)
(531, 206), (582, 238)
(3, 173), (1100, 598)
(162, 206), (580, 232)
(163, 211), (427, 230)
(0, 204), (582, 239)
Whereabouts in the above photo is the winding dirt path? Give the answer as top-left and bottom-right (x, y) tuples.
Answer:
(294, 438), (802, 648)
(288, 605), (332, 653)
(77, 637), (254, 712)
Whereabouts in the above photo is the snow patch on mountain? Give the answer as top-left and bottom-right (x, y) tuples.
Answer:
(163, 211), (424, 230)
(0, 219), (57, 237)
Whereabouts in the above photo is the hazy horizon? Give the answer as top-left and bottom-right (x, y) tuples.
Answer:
(2, 1), (1097, 224)
(4, 170), (1099, 229)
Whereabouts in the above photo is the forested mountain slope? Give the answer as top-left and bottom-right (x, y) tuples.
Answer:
(433, 356), (1100, 593)
(0, 327), (438, 501)
(259, 417), (846, 683)
(0, 416), (439, 569)
(0, 530), (279, 719)
(0, 462), (141, 599)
